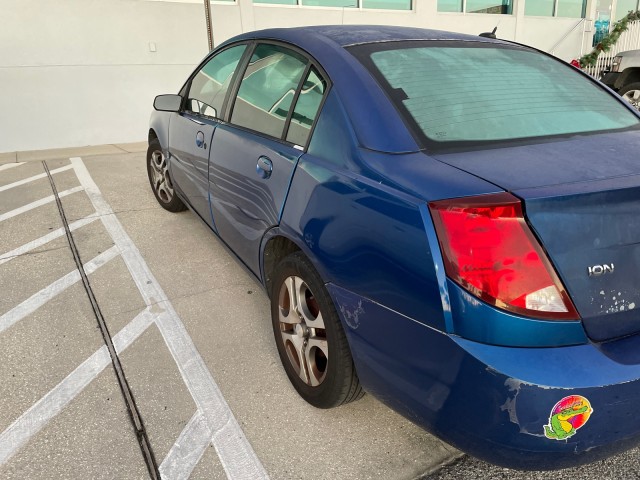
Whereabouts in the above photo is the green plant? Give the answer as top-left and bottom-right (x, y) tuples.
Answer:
(580, 10), (640, 67)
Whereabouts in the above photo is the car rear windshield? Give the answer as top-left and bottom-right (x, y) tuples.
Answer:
(349, 41), (639, 148)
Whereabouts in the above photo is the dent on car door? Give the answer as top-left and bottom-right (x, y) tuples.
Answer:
(168, 43), (247, 228)
(208, 43), (328, 275)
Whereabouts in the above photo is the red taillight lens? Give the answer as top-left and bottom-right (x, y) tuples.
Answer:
(429, 193), (579, 320)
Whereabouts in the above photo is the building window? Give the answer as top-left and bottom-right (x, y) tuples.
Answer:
(525, 0), (587, 17)
(254, 0), (411, 9)
(437, 0), (512, 14)
(362, 0), (411, 9)
(254, 0), (297, 4)
(301, 0), (357, 6)
(616, 0), (640, 20)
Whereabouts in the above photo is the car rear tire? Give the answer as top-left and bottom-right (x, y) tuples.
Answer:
(619, 82), (640, 111)
(147, 139), (186, 212)
(271, 251), (364, 408)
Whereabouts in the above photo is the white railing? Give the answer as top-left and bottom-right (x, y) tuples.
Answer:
(584, 20), (640, 78)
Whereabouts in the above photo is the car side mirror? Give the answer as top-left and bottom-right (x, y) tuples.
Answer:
(154, 94), (182, 112)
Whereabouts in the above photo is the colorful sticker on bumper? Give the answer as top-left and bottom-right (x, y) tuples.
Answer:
(544, 395), (593, 440)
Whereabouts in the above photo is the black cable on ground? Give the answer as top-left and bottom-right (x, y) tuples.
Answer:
(43, 161), (160, 479)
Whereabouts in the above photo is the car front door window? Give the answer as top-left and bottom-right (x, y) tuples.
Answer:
(187, 44), (247, 119)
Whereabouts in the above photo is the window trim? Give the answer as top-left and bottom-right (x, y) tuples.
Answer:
(282, 62), (312, 141)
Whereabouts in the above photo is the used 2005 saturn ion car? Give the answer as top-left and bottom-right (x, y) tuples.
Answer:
(148, 26), (640, 470)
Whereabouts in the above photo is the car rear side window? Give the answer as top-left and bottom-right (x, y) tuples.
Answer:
(351, 42), (639, 147)
(188, 44), (247, 119)
(286, 66), (327, 146)
(230, 44), (308, 139)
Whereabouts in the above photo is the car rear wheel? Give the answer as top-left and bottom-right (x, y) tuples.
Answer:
(147, 139), (186, 212)
(620, 82), (640, 111)
(271, 251), (364, 408)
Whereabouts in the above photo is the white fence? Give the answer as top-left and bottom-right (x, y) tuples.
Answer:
(584, 20), (640, 78)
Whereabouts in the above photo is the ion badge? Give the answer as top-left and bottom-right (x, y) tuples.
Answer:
(544, 395), (593, 440)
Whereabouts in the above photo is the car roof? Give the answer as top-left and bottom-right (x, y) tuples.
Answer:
(231, 25), (499, 48)
(224, 26), (513, 153)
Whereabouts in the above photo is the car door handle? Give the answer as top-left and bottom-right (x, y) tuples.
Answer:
(196, 131), (206, 149)
(256, 156), (273, 179)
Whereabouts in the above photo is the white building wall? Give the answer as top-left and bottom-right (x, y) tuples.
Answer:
(0, 0), (600, 153)
(0, 0), (221, 152)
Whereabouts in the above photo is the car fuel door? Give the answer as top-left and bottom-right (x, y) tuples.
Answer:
(208, 43), (327, 275)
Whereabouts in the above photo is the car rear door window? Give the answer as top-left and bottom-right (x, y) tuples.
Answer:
(187, 44), (247, 119)
(286, 66), (327, 146)
(230, 44), (308, 139)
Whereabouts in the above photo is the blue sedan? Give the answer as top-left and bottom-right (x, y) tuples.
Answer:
(147, 25), (640, 470)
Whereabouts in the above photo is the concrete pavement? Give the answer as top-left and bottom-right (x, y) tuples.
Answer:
(0, 144), (456, 479)
(3, 143), (637, 479)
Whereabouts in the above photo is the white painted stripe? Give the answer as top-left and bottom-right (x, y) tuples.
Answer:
(0, 347), (111, 466)
(0, 308), (156, 466)
(0, 162), (24, 172)
(0, 246), (119, 335)
(0, 164), (73, 193)
(112, 309), (157, 355)
(154, 313), (268, 480)
(0, 186), (84, 223)
(0, 214), (99, 267)
(159, 410), (212, 480)
(71, 157), (269, 480)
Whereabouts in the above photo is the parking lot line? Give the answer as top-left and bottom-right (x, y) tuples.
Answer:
(0, 308), (156, 466)
(0, 162), (25, 172)
(71, 156), (270, 480)
(0, 214), (98, 267)
(159, 410), (211, 480)
(0, 185), (83, 223)
(0, 246), (119, 335)
(0, 164), (73, 193)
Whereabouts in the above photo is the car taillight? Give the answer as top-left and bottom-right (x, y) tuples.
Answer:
(612, 56), (622, 72)
(429, 193), (579, 320)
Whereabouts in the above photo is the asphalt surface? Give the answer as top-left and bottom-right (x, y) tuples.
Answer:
(425, 448), (640, 479)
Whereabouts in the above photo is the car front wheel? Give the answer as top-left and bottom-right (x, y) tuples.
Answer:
(271, 252), (364, 408)
(147, 139), (186, 212)
(620, 82), (640, 111)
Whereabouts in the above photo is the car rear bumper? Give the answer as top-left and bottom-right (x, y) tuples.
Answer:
(328, 283), (640, 470)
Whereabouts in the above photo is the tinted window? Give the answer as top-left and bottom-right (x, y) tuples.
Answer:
(362, 0), (411, 9)
(524, 0), (554, 15)
(286, 67), (327, 146)
(353, 42), (639, 146)
(231, 44), (307, 139)
(187, 44), (246, 118)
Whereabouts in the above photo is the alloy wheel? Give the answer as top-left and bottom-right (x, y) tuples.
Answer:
(277, 275), (328, 387)
(622, 89), (640, 111)
(149, 149), (175, 203)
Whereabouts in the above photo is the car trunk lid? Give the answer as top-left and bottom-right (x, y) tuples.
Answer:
(434, 131), (640, 342)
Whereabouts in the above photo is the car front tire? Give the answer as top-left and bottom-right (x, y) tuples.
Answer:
(147, 139), (186, 213)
